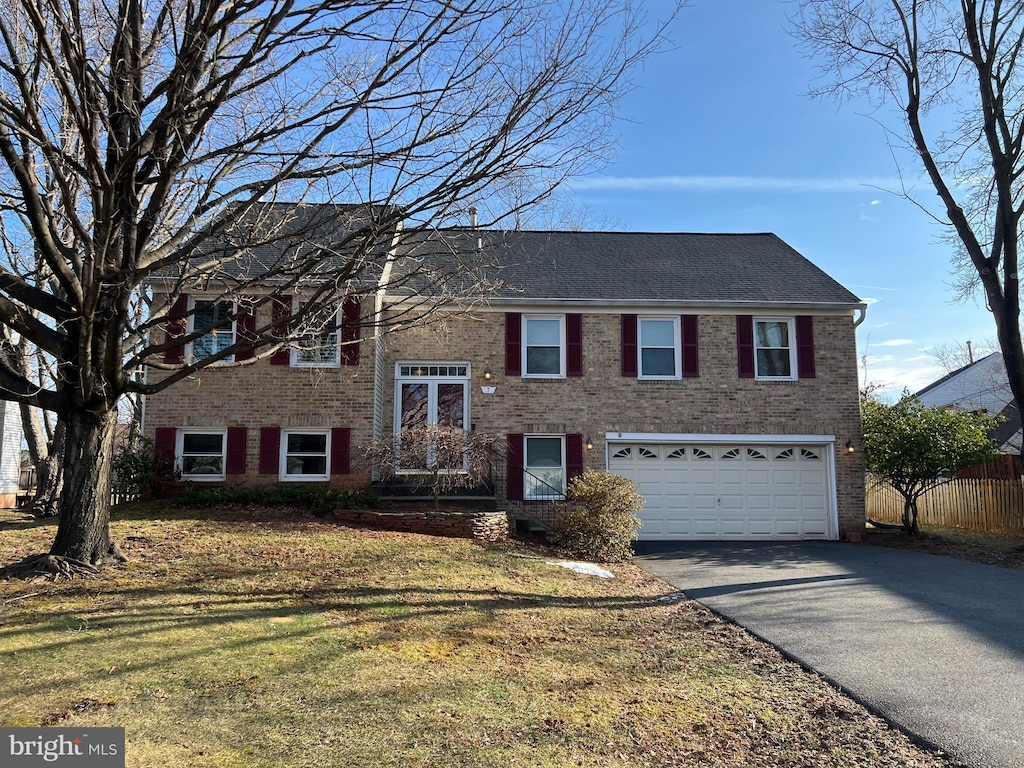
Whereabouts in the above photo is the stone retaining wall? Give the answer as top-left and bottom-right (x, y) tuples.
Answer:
(335, 509), (510, 541)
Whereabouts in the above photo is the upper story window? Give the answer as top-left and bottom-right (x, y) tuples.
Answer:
(638, 317), (680, 379)
(192, 299), (235, 362)
(754, 319), (796, 380)
(293, 303), (340, 368)
(523, 316), (565, 378)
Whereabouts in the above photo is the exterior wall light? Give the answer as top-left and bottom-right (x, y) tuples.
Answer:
(585, 437), (594, 451)
(483, 368), (492, 381)
(845, 440), (855, 454)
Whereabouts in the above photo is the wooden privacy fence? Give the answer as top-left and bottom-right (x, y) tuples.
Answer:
(867, 477), (1024, 535)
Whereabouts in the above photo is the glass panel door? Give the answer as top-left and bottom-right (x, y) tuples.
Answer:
(394, 365), (469, 471)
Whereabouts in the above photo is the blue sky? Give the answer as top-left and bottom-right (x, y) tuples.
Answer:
(564, 0), (996, 397)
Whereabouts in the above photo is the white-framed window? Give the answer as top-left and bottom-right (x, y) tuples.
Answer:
(293, 302), (340, 368)
(754, 318), (796, 380)
(638, 317), (680, 379)
(177, 429), (227, 481)
(191, 299), (235, 362)
(522, 315), (565, 378)
(279, 429), (331, 481)
(394, 363), (470, 471)
(524, 435), (565, 499)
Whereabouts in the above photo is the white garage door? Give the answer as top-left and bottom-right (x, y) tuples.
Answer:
(608, 442), (833, 540)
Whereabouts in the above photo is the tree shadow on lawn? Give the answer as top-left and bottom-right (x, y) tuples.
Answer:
(0, 580), (665, 699)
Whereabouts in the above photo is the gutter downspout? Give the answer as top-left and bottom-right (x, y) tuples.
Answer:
(853, 303), (868, 328)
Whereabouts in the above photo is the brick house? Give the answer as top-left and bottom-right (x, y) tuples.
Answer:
(144, 220), (867, 541)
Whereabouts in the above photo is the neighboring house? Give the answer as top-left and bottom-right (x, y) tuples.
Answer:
(0, 400), (21, 507)
(143, 214), (867, 541)
(916, 351), (1021, 453)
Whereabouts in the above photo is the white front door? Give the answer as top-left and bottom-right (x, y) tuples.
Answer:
(394, 363), (469, 470)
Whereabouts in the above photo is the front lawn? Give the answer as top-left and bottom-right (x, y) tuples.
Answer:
(1, 504), (949, 767)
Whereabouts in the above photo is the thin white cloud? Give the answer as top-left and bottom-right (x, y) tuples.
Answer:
(870, 199), (881, 205)
(840, 283), (899, 293)
(877, 339), (915, 347)
(862, 297), (881, 306)
(571, 175), (902, 193)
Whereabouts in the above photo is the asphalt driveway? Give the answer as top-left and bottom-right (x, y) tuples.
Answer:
(633, 541), (1024, 768)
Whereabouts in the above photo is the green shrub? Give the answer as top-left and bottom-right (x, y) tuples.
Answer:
(552, 470), (643, 562)
(113, 437), (162, 496)
(178, 484), (380, 515)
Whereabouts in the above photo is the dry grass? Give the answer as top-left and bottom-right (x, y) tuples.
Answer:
(1, 503), (951, 767)
(867, 522), (1024, 571)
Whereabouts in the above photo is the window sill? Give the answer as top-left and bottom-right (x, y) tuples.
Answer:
(182, 475), (226, 482)
(279, 475), (330, 482)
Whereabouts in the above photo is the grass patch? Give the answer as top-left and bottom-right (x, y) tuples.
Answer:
(1, 504), (951, 767)
(867, 522), (1024, 571)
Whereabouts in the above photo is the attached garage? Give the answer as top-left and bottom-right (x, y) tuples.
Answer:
(607, 435), (837, 541)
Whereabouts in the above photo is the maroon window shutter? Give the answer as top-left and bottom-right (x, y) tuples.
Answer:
(505, 313), (521, 376)
(235, 301), (257, 361)
(566, 434), (584, 486)
(681, 314), (699, 378)
(736, 315), (755, 379)
(506, 433), (524, 501)
(621, 314), (638, 377)
(796, 315), (816, 379)
(341, 298), (361, 366)
(154, 428), (176, 467)
(163, 295), (189, 363)
(270, 295), (292, 365)
(566, 314), (583, 377)
(226, 427), (247, 474)
(331, 427), (351, 475)
(259, 427), (281, 474)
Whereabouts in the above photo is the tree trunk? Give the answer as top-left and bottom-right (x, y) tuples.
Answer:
(903, 497), (921, 537)
(49, 408), (122, 564)
(26, 420), (64, 517)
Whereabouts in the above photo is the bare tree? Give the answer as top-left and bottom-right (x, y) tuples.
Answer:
(365, 426), (502, 511)
(928, 339), (998, 374)
(0, 0), (674, 576)
(793, 2), (1024, 434)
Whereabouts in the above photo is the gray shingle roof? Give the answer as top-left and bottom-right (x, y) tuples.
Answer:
(161, 202), (397, 289)
(396, 229), (863, 306)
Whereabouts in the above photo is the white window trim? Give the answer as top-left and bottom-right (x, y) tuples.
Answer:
(279, 428), (331, 482)
(638, 316), (681, 380)
(177, 428), (227, 482)
(753, 317), (797, 381)
(522, 315), (566, 379)
(524, 434), (566, 500)
(393, 363), (471, 472)
(291, 302), (341, 369)
(189, 297), (236, 364)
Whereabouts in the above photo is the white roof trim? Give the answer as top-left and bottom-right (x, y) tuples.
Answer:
(605, 432), (836, 444)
